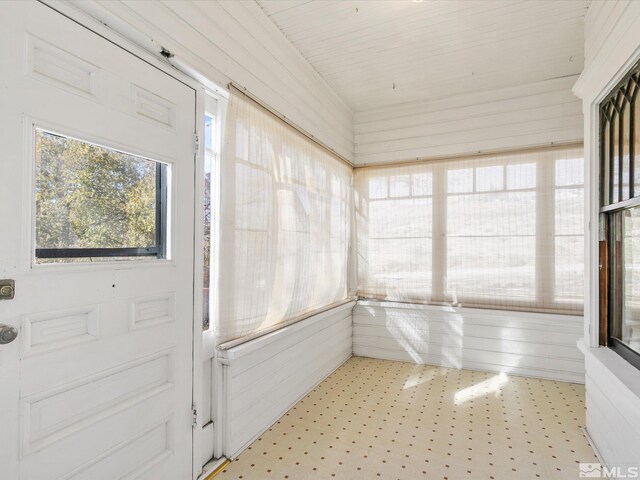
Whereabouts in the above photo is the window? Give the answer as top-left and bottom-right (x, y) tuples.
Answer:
(446, 162), (538, 307)
(35, 129), (167, 263)
(354, 145), (584, 314)
(600, 61), (640, 369)
(357, 167), (433, 302)
(202, 100), (217, 330)
(216, 91), (351, 344)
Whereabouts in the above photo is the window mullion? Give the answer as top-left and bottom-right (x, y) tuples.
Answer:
(536, 155), (555, 308)
(431, 166), (447, 304)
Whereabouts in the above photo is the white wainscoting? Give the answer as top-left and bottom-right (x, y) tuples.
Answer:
(353, 76), (583, 166)
(580, 343), (640, 468)
(218, 301), (354, 459)
(354, 300), (584, 383)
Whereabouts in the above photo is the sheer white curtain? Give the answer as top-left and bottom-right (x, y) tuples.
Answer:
(216, 91), (351, 344)
(354, 145), (584, 314)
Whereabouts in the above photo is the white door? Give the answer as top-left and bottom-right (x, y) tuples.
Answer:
(0, 2), (196, 479)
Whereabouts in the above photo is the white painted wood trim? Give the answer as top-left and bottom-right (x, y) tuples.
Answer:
(218, 301), (355, 356)
(579, 341), (640, 421)
(580, 341), (640, 467)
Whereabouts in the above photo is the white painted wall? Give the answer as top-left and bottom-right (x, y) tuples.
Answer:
(354, 76), (583, 165)
(217, 302), (354, 459)
(354, 301), (584, 383)
(66, 0), (354, 161)
(572, 0), (640, 470)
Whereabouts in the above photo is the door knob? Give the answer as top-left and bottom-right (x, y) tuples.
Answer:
(0, 279), (15, 300)
(0, 324), (18, 344)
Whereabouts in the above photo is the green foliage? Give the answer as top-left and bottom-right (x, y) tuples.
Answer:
(35, 130), (157, 250)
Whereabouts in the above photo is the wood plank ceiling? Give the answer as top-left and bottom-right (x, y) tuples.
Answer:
(256, 0), (590, 112)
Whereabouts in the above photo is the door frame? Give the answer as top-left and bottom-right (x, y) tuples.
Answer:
(38, 1), (213, 478)
(201, 91), (228, 466)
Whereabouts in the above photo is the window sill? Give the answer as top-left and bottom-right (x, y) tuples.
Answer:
(217, 300), (356, 358)
(357, 299), (583, 325)
(578, 339), (640, 401)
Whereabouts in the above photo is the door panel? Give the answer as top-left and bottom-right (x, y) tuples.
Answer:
(0, 2), (196, 479)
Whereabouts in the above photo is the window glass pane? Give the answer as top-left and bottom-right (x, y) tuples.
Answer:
(203, 150), (214, 330)
(635, 93), (640, 196)
(602, 118), (610, 204)
(447, 192), (536, 236)
(622, 105), (631, 200)
(555, 236), (584, 305)
(235, 163), (273, 230)
(555, 187), (584, 304)
(35, 129), (163, 262)
(616, 207), (640, 354)
(448, 168), (473, 193)
(389, 175), (410, 197)
(204, 114), (214, 153)
(447, 190), (537, 304)
(370, 198), (432, 238)
(365, 196), (433, 301)
(367, 239), (433, 301)
(475, 165), (503, 192)
(612, 112), (620, 203)
(357, 166), (433, 302)
(203, 105), (217, 331)
(506, 163), (536, 190)
(555, 157), (584, 187)
(555, 188), (583, 236)
(447, 237), (536, 303)
(369, 177), (388, 199)
(411, 172), (432, 196)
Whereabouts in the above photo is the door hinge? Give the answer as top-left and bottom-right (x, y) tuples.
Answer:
(192, 402), (198, 429)
(194, 131), (200, 157)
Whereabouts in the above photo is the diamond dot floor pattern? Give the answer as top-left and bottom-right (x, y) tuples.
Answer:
(216, 356), (597, 480)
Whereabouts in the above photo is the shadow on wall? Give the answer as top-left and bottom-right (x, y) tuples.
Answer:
(361, 304), (541, 375)
(353, 302), (585, 382)
(380, 306), (465, 370)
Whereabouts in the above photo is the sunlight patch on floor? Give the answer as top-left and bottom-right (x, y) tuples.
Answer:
(454, 371), (508, 405)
